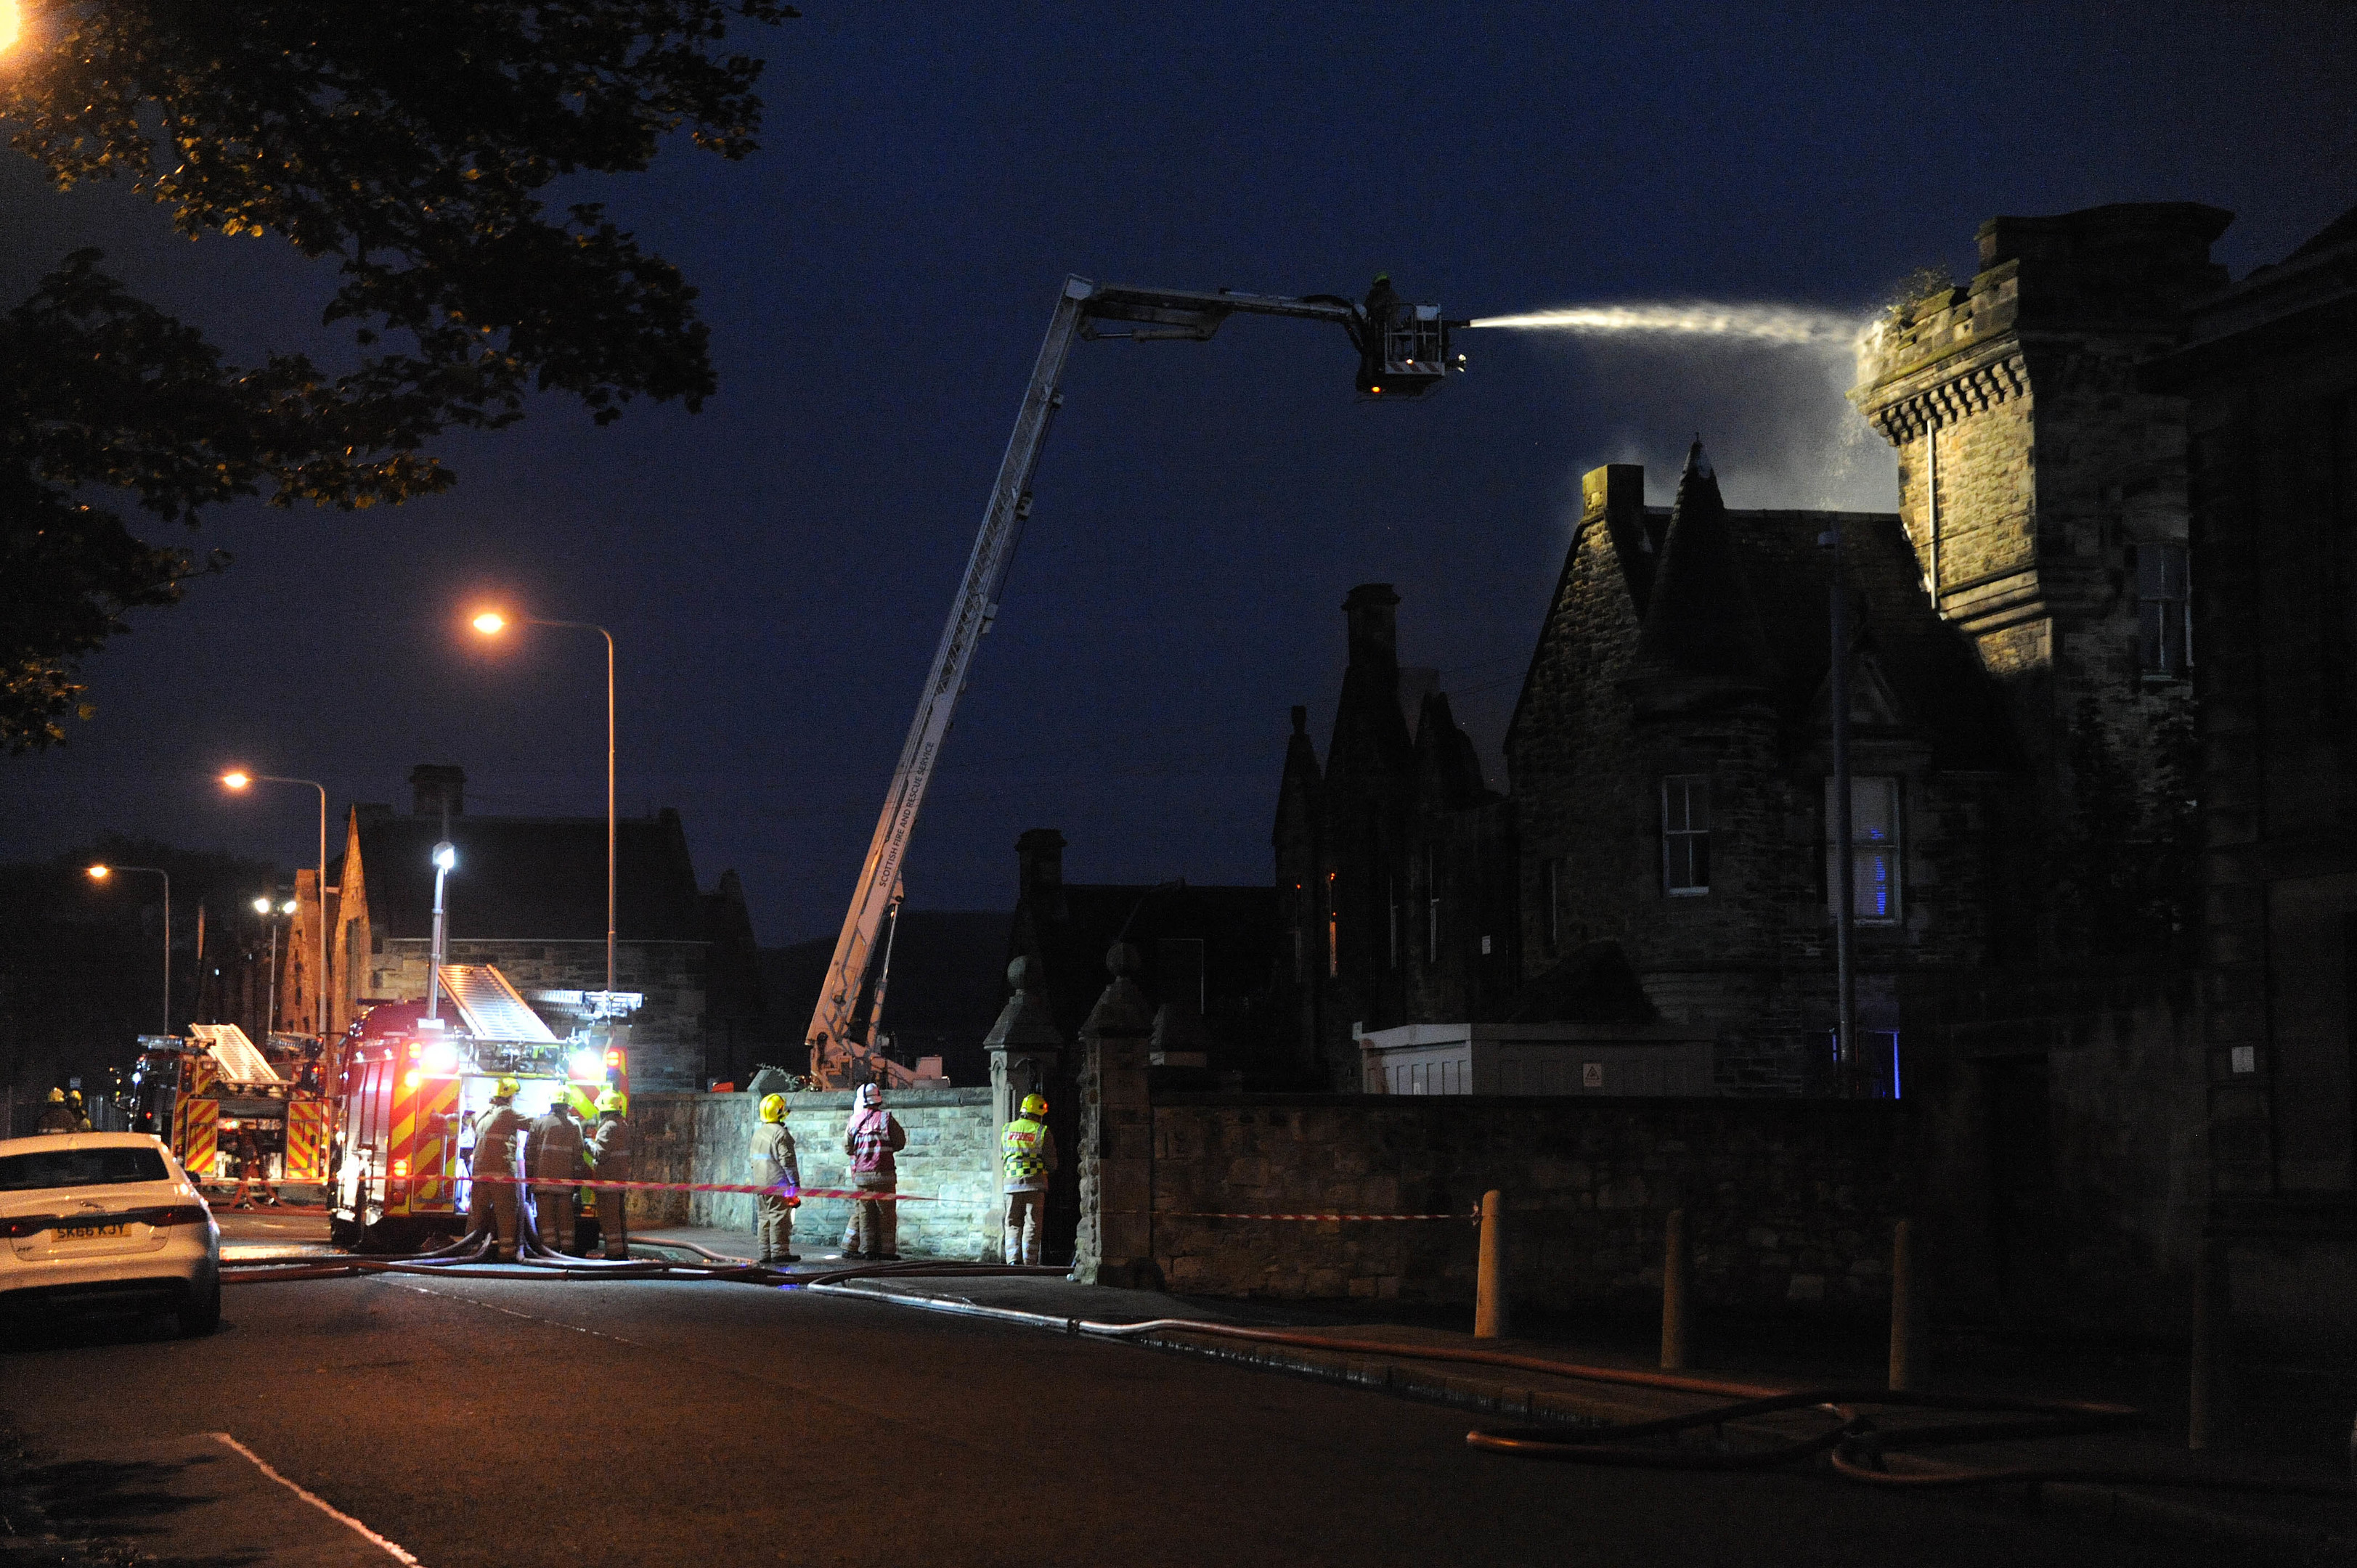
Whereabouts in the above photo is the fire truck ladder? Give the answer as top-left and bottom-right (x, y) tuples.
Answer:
(807, 276), (1457, 1087)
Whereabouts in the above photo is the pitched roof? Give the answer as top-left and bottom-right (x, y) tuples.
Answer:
(347, 809), (708, 942)
(1628, 441), (1777, 696)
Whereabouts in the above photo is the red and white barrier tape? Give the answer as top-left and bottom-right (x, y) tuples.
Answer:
(404, 1172), (935, 1203)
(1160, 1210), (1475, 1222)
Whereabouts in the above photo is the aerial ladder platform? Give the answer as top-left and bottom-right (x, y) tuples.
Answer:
(807, 275), (1464, 1087)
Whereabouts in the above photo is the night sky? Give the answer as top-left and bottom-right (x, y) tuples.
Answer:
(3, 2), (2350, 944)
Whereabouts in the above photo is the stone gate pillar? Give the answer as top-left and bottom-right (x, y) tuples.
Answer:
(984, 955), (1064, 1246)
(1074, 942), (1157, 1287)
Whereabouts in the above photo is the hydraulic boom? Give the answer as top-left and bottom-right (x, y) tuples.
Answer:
(807, 275), (1462, 1087)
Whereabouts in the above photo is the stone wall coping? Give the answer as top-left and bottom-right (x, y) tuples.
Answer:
(637, 1087), (993, 1109)
(1153, 1091), (1916, 1118)
(1359, 1021), (1714, 1049)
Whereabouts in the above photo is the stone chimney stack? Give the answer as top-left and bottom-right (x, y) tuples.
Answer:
(408, 764), (466, 818)
(1016, 828), (1067, 914)
(1342, 584), (1401, 670)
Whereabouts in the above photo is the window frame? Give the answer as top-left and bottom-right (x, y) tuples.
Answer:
(2136, 539), (2192, 681)
(1824, 775), (1903, 926)
(1661, 775), (1712, 897)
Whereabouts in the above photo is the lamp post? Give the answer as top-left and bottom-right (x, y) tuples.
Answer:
(251, 896), (298, 1036)
(223, 771), (330, 1036)
(1820, 521), (1860, 1097)
(89, 864), (171, 1034)
(426, 841), (457, 1020)
(471, 611), (616, 999)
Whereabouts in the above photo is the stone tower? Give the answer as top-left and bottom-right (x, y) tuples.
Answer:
(1850, 202), (2227, 955)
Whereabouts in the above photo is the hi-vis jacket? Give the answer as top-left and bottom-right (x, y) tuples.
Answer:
(1001, 1116), (1057, 1192)
(750, 1122), (799, 1193)
(526, 1109), (585, 1183)
(472, 1103), (527, 1176)
(587, 1114), (631, 1182)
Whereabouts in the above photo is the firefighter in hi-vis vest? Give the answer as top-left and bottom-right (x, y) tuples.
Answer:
(469, 1077), (528, 1261)
(749, 1093), (802, 1266)
(585, 1090), (632, 1260)
(1000, 1093), (1057, 1265)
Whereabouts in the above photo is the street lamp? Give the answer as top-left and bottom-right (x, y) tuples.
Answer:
(0, 2), (21, 55)
(251, 895), (298, 1034)
(471, 608), (617, 999)
(221, 769), (331, 1037)
(426, 841), (457, 1021)
(88, 863), (171, 1034)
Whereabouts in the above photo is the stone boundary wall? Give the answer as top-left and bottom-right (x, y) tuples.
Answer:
(632, 1088), (999, 1259)
(1150, 1094), (1916, 1315)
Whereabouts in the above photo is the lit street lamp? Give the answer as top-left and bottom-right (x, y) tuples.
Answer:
(251, 895), (298, 1036)
(221, 770), (331, 1036)
(88, 863), (171, 1034)
(471, 609), (618, 999)
(426, 841), (457, 1021)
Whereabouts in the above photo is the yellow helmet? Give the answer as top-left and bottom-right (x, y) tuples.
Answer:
(493, 1076), (521, 1100)
(759, 1093), (788, 1123)
(1020, 1093), (1049, 1118)
(597, 1090), (627, 1116)
(47, 1087), (65, 1103)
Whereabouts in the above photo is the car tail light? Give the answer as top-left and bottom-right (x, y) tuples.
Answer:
(391, 1158), (409, 1177)
(148, 1204), (211, 1228)
(4, 1215), (52, 1240)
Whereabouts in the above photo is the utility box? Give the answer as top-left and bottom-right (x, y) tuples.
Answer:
(1358, 1022), (1714, 1097)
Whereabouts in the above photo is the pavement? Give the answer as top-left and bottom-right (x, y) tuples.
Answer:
(0, 1210), (2344, 1566)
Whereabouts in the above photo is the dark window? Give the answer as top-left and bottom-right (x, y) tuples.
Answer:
(0, 1146), (171, 1191)
(2138, 541), (2191, 678)
(1662, 776), (1711, 896)
(1825, 776), (1902, 923)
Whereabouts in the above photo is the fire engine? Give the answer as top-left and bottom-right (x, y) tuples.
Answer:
(130, 1024), (334, 1189)
(328, 964), (628, 1251)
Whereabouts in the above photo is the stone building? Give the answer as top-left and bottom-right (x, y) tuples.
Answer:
(288, 764), (763, 1093)
(1505, 447), (2011, 1095)
(2151, 203), (2357, 1352)
(1273, 586), (1519, 1089)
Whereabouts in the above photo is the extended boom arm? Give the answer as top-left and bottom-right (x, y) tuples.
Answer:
(805, 276), (1454, 1087)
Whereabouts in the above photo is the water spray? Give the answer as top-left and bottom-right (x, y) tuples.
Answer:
(1467, 303), (1868, 348)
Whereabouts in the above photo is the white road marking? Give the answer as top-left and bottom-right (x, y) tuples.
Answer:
(396, 1281), (655, 1349)
(208, 1432), (422, 1565)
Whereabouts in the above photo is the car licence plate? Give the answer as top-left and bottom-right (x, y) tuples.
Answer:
(56, 1222), (128, 1242)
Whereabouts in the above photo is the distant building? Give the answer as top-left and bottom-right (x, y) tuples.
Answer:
(289, 764), (763, 1093)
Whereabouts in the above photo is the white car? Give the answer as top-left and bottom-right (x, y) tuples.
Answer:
(0, 1132), (221, 1335)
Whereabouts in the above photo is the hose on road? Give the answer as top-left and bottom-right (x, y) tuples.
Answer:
(801, 1280), (2357, 1508)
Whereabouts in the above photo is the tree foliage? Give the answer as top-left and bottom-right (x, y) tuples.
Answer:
(0, 1), (791, 750)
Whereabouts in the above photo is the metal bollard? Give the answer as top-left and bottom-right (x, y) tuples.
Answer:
(1888, 1218), (1921, 1392)
(1660, 1208), (1689, 1371)
(1475, 1190), (1508, 1339)
(2189, 1237), (2222, 1450)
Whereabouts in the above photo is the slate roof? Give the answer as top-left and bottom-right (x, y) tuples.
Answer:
(1629, 442), (1776, 692)
(1526, 446), (2014, 773)
(346, 808), (709, 942)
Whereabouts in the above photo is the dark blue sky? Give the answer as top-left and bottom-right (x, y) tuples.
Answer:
(4, 1), (2351, 942)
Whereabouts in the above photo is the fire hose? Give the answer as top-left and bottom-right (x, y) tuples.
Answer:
(216, 1212), (2357, 1512)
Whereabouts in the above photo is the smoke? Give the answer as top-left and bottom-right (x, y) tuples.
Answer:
(1471, 300), (1895, 514)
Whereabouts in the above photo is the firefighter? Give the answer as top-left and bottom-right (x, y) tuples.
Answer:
(35, 1088), (77, 1134)
(526, 1091), (587, 1255)
(585, 1090), (633, 1260)
(843, 1083), (907, 1261)
(749, 1093), (800, 1266)
(1001, 1093), (1057, 1266)
(66, 1089), (91, 1131)
(468, 1077), (528, 1262)
(229, 1126), (280, 1209)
